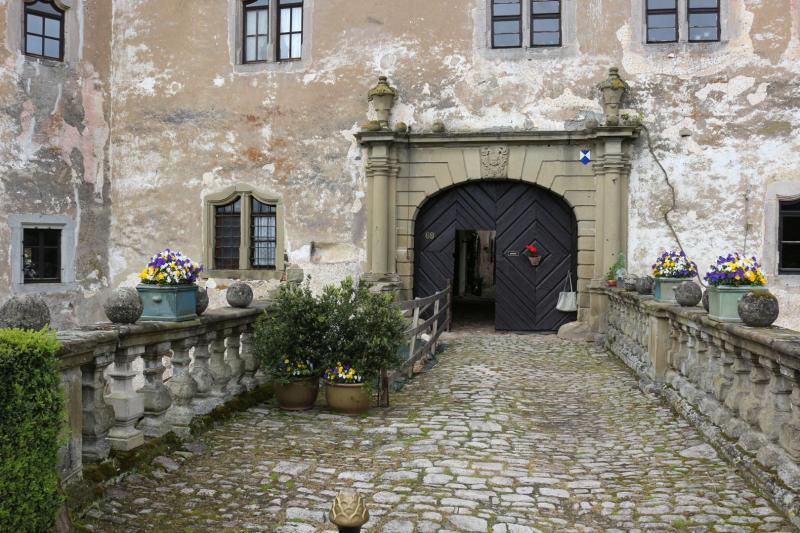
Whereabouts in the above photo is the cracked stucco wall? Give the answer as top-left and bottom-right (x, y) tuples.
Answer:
(2, 0), (798, 330)
(0, 0), (112, 328)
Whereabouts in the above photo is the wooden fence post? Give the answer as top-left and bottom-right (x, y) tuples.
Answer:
(431, 297), (440, 355)
(446, 281), (453, 331)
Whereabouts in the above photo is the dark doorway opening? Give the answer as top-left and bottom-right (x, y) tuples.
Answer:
(452, 229), (496, 331)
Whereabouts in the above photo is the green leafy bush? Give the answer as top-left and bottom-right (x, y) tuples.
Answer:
(0, 327), (64, 532)
(253, 279), (329, 382)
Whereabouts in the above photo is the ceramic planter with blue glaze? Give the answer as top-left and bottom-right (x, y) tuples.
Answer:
(137, 284), (198, 322)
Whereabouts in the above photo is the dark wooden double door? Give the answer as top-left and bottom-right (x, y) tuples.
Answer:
(414, 180), (577, 331)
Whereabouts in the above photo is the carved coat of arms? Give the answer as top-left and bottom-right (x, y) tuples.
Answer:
(480, 146), (509, 178)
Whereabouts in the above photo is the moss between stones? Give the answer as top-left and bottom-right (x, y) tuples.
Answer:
(66, 384), (273, 526)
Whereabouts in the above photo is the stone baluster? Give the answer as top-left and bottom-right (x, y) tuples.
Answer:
(209, 329), (232, 401)
(225, 327), (244, 399)
(712, 337), (734, 404)
(675, 328), (689, 377)
(699, 331), (717, 396)
(779, 367), (800, 461)
(81, 349), (116, 462)
(106, 345), (145, 451)
(684, 326), (702, 383)
(693, 329), (712, 394)
(739, 351), (770, 427)
(758, 358), (791, 443)
(166, 337), (198, 437)
(724, 345), (749, 417)
(191, 330), (216, 415)
(240, 325), (258, 391)
(137, 342), (173, 438)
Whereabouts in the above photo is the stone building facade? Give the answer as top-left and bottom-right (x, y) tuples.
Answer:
(1, 0), (799, 331)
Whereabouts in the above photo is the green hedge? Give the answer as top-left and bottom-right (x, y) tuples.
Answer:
(0, 328), (64, 532)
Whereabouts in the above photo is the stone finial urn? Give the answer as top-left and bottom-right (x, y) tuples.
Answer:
(367, 75), (397, 129)
(598, 67), (629, 126)
(738, 289), (780, 327)
(330, 489), (369, 532)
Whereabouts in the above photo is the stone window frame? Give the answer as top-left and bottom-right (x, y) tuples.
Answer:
(228, 0), (314, 73)
(7, 0), (78, 65)
(763, 182), (800, 287)
(636, 0), (728, 46)
(203, 184), (285, 280)
(9, 214), (77, 293)
(480, 0), (577, 58)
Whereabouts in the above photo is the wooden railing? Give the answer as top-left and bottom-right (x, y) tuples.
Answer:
(379, 283), (452, 406)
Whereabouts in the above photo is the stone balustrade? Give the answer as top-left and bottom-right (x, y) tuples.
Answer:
(598, 287), (800, 519)
(54, 304), (269, 482)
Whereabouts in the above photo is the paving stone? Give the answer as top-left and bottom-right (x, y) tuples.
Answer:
(81, 332), (792, 531)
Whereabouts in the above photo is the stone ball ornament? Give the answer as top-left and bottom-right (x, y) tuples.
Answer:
(674, 281), (702, 307)
(635, 276), (654, 295)
(738, 289), (780, 328)
(226, 282), (254, 308)
(104, 288), (144, 324)
(196, 286), (209, 315)
(329, 488), (369, 530)
(0, 294), (51, 330)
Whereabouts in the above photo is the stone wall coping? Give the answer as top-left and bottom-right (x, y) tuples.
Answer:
(603, 288), (800, 369)
(56, 302), (271, 369)
(356, 126), (640, 146)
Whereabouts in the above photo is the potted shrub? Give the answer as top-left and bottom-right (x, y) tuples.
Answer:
(253, 280), (325, 410)
(524, 244), (542, 267)
(137, 249), (202, 322)
(319, 278), (406, 414)
(704, 253), (767, 322)
(652, 250), (698, 303)
(606, 254), (626, 287)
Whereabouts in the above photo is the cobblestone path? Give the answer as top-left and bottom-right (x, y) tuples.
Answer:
(84, 333), (794, 532)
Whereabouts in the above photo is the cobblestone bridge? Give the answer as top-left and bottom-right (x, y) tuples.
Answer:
(84, 333), (793, 532)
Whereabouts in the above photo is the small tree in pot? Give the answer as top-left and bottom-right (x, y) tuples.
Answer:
(320, 278), (407, 414)
(253, 278), (327, 410)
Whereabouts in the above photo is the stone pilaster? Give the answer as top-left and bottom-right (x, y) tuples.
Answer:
(81, 350), (115, 462)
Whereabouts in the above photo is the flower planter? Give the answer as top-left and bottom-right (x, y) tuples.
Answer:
(654, 277), (694, 303)
(274, 377), (320, 411)
(324, 381), (371, 414)
(707, 285), (765, 323)
(137, 284), (198, 322)
(527, 255), (542, 267)
(607, 279), (617, 288)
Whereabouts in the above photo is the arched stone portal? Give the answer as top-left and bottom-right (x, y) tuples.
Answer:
(414, 179), (578, 331)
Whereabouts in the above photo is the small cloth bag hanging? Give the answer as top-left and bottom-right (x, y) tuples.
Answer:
(556, 271), (578, 312)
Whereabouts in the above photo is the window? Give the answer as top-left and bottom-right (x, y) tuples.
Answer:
(251, 199), (277, 268)
(204, 186), (285, 277)
(23, 228), (61, 283)
(243, 0), (269, 63)
(531, 0), (561, 47)
(24, 0), (65, 61)
(646, 0), (678, 43)
(491, 0), (522, 48)
(214, 198), (242, 269)
(688, 0), (720, 42)
(278, 0), (303, 61)
(780, 199), (800, 274)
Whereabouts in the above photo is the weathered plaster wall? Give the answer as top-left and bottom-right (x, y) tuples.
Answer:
(0, 0), (112, 328)
(9, 0), (790, 328)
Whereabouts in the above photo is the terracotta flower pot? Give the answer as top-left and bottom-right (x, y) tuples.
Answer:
(274, 377), (320, 411)
(325, 381), (371, 414)
(527, 255), (542, 267)
(607, 279), (617, 287)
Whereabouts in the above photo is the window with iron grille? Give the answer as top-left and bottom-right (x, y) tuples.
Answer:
(251, 199), (277, 269)
(688, 0), (720, 42)
(243, 0), (269, 63)
(531, 0), (561, 47)
(780, 199), (800, 274)
(23, 228), (61, 283)
(491, 0), (522, 48)
(646, 0), (678, 43)
(215, 198), (242, 270)
(24, 0), (65, 61)
(278, 0), (303, 61)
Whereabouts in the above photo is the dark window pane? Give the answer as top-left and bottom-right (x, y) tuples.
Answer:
(689, 26), (718, 41)
(648, 27), (677, 42)
(44, 38), (59, 58)
(532, 0), (559, 14)
(532, 18), (559, 32)
(647, 0), (676, 8)
(782, 244), (800, 270)
(689, 13), (718, 27)
(26, 35), (43, 55)
(44, 18), (59, 38)
(279, 34), (290, 59)
(215, 198), (241, 270)
(251, 199), (277, 269)
(246, 10), (258, 35)
(494, 19), (521, 34)
(533, 31), (560, 46)
(493, 32), (521, 47)
(689, 0), (718, 8)
(22, 228), (61, 283)
(27, 14), (43, 35)
(245, 0), (268, 6)
(280, 8), (291, 32)
(648, 14), (677, 28)
(494, 1), (521, 16)
(27, 1), (62, 16)
(783, 214), (800, 242)
(245, 36), (256, 61)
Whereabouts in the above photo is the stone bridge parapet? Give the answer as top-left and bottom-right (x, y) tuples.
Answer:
(599, 287), (800, 525)
(54, 304), (269, 482)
